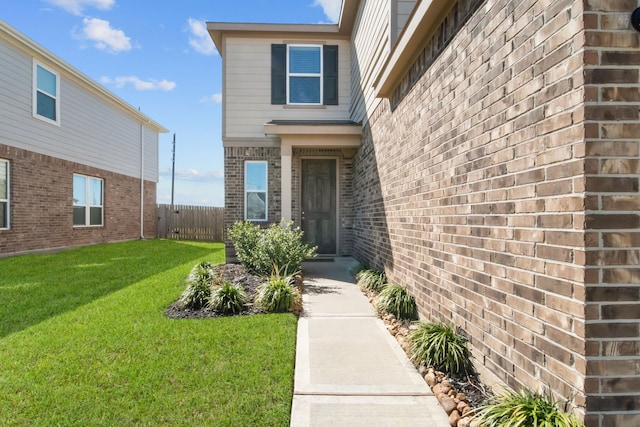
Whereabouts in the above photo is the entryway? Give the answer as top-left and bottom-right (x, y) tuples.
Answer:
(301, 158), (337, 254)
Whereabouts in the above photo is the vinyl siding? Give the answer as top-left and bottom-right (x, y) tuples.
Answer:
(0, 37), (159, 181)
(350, 0), (390, 124)
(223, 36), (351, 139)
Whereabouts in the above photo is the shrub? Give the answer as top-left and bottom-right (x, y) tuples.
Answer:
(229, 220), (316, 276)
(407, 322), (473, 375)
(208, 282), (247, 315)
(473, 388), (585, 427)
(179, 263), (215, 309)
(255, 275), (300, 313)
(356, 269), (387, 292)
(376, 284), (418, 320)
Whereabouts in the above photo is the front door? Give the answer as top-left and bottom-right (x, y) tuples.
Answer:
(301, 159), (337, 254)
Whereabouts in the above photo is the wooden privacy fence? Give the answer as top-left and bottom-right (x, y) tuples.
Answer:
(157, 204), (224, 242)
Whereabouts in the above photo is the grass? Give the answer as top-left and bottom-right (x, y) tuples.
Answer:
(0, 240), (298, 426)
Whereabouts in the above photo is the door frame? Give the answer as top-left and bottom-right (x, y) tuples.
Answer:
(299, 156), (340, 256)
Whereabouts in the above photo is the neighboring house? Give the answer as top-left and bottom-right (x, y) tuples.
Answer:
(0, 21), (168, 257)
(209, 1), (640, 425)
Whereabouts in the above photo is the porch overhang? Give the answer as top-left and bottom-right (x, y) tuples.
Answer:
(264, 120), (362, 222)
(263, 120), (362, 147)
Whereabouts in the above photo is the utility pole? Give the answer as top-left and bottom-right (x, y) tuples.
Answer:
(171, 133), (176, 207)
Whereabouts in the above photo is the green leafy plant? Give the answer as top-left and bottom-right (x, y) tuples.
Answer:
(349, 262), (367, 278)
(356, 269), (387, 292)
(208, 282), (248, 315)
(473, 388), (585, 427)
(179, 262), (215, 309)
(255, 274), (300, 313)
(376, 284), (418, 320)
(407, 322), (473, 375)
(229, 220), (316, 276)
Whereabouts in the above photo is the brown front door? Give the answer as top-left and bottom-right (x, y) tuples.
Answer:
(301, 159), (337, 254)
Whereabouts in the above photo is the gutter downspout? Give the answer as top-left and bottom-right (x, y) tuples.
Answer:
(140, 122), (145, 239)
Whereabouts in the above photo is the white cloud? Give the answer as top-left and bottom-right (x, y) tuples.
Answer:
(187, 18), (217, 55)
(45, 0), (115, 15)
(160, 168), (223, 182)
(101, 76), (176, 91)
(313, 0), (342, 23)
(79, 18), (131, 53)
(200, 93), (222, 104)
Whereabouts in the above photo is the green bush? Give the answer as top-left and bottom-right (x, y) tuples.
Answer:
(255, 275), (300, 313)
(376, 284), (418, 320)
(474, 388), (585, 427)
(356, 269), (387, 292)
(229, 220), (316, 276)
(407, 322), (473, 375)
(179, 263), (214, 309)
(208, 282), (248, 315)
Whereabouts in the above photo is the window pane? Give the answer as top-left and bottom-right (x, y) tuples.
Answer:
(89, 178), (102, 205)
(289, 46), (321, 73)
(246, 162), (267, 191)
(246, 192), (266, 220)
(37, 65), (57, 96)
(73, 206), (86, 226)
(0, 161), (6, 200)
(73, 175), (86, 205)
(37, 92), (56, 121)
(89, 207), (102, 226)
(0, 202), (6, 228)
(290, 77), (320, 104)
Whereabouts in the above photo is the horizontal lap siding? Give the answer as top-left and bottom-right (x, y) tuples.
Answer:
(0, 38), (158, 182)
(352, 0), (590, 419)
(224, 37), (351, 139)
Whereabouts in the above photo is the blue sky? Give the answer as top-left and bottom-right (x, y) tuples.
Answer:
(3, 0), (341, 206)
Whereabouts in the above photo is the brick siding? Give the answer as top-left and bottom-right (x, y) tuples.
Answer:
(583, 1), (640, 426)
(354, 0), (593, 419)
(224, 146), (282, 258)
(0, 143), (156, 256)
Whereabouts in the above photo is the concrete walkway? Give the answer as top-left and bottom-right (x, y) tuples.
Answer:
(290, 257), (450, 427)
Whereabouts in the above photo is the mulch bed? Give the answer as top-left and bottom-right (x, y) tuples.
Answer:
(165, 264), (265, 319)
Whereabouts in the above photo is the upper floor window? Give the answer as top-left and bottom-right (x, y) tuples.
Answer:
(73, 174), (103, 227)
(0, 159), (9, 230)
(33, 61), (60, 125)
(245, 161), (268, 221)
(271, 44), (338, 106)
(288, 45), (322, 104)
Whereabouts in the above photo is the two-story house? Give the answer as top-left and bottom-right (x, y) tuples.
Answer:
(0, 21), (167, 257)
(210, 1), (640, 425)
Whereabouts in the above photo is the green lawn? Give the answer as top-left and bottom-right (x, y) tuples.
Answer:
(0, 240), (298, 426)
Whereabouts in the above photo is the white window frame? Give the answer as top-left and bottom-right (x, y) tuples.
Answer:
(287, 44), (323, 105)
(73, 174), (104, 227)
(0, 159), (9, 230)
(33, 60), (60, 126)
(244, 161), (268, 222)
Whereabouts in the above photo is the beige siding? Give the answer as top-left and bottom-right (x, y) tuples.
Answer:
(223, 36), (351, 139)
(0, 37), (158, 181)
(350, 0), (390, 124)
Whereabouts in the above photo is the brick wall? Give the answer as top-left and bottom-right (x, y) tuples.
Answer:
(0, 143), (156, 256)
(583, 1), (640, 426)
(354, 0), (592, 418)
(224, 146), (281, 258)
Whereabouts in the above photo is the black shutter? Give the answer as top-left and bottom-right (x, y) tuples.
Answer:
(323, 45), (338, 105)
(271, 44), (286, 105)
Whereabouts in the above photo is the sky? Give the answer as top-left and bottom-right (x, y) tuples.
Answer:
(2, 0), (342, 206)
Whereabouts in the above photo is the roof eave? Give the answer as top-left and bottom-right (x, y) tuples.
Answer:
(0, 20), (168, 134)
